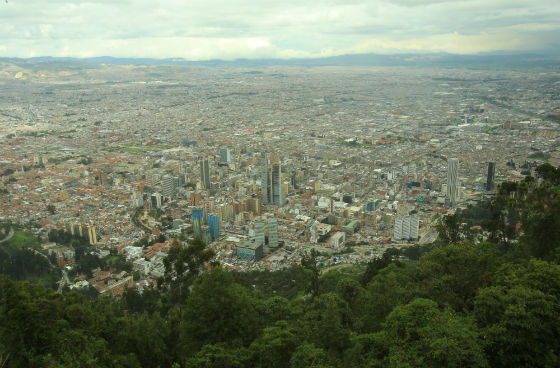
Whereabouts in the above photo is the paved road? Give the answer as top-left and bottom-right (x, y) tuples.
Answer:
(0, 227), (14, 244)
(57, 270), (70, 294)
(28, 248), (54, 265)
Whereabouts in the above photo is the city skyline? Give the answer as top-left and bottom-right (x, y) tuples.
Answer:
(0, 56), (558, 289)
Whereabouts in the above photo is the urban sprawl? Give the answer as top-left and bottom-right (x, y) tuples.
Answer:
(1, 61), (559, 296)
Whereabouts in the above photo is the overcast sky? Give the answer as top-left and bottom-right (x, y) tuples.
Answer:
(1, 0), (559, 60)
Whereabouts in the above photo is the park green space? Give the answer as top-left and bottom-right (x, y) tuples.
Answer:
(2, 229), (40, 250)
(102, 142), (174, 153)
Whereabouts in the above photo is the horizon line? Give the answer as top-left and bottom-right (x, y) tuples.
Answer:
(2, 50), (560, 63)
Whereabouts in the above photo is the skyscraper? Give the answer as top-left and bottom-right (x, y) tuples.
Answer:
(192, 208), (204, 235)
(272, 164), (286, 206)
(162, 174), (175, 199)
(487, 162), (496, 191)
(200, 158), (210, 189)
(446, 158), (459, 205)
(208, 213), (220, 240)
(87, 226), (97, 245)
(267, 218), (279, 248)
(261, 153), (272, 205)
(220, 147), (231, 164)
(261, 153), (286, 206)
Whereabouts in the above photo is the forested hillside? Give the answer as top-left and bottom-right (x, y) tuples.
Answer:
(1, 164), (560, 367)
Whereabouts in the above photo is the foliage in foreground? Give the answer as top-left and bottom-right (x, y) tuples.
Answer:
(2, 241), (559, 367)
(1, 166), (560, 367)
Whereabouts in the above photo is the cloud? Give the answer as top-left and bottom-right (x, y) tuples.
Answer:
(0, 0), (558, 59)
(349, 32), (530, 55)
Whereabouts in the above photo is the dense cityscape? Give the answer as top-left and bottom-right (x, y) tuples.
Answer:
(2, 0), (560, 364)
(1, 59), (559, 295)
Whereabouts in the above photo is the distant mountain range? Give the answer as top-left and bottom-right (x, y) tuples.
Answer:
(2, 52), (560, 69)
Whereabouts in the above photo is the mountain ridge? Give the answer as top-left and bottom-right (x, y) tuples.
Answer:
(2, 52), (560, 68)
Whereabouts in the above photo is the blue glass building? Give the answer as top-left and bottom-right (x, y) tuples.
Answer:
(208, 214), (220, 240)
(192, 208), (204, 235)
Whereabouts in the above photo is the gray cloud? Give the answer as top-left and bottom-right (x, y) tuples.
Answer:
(0, 0), (558, 59)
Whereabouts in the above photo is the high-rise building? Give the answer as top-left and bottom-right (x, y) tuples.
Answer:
(131, 191), (144, 208)
(272, 164), (285, 206)
(446, 158), (460, 205)
(220, 147), (231, 164)
(393, 216), (403, 241)
(260, 153), (286, 206)
(151, 192), (163, 209)
(310, 221), (318, 244)
(88, 226), (97, 245)
(261, 153), (272, 205)
(409, 214), (419, 239)
(486, 162), (496, 191)
(267, 218), (279, 248)
(208, 214), (220, 240)
(217, 203), (234, 223)
(162, 175), (175, 199)
(254, 222), (265, 245)
(402, 216), (411, 238)
(393, 215), (419, 241)
(80, 224), (88, 240)
(200, 158), (210, 189)
(174, 175), (184, 188)
(247, 198), (260, 215)
(330, 232), (346, 249)
(190, 191), (202, 206)
(192, 208), (204, 235)
(291, 171), (298, 190)
(70, 223), (80, 236)
(203, 202), (214, 224)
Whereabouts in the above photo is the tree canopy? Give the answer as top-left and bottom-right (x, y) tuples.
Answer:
(1, 164), (560, 367)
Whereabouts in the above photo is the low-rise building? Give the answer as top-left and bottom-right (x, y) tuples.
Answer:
(236, 241), (264, 261)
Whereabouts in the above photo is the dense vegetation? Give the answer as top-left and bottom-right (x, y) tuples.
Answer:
(1, 164), (560, 367)
(0, 225), (60, 288)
